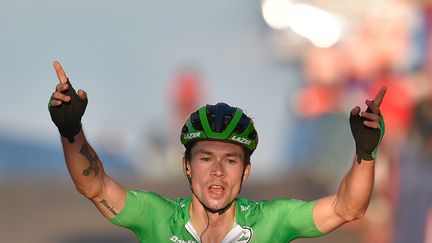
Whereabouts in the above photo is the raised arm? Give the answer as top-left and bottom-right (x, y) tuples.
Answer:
(49, 61), (126, 218)
(313, 86), (387, 233)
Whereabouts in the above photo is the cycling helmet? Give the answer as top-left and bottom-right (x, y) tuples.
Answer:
(180, 102), (258, 154)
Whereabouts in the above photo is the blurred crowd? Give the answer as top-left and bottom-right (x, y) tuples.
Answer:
(282, 1), (432, 242)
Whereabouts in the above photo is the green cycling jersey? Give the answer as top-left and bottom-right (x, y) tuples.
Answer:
(110, 190), (324, 242)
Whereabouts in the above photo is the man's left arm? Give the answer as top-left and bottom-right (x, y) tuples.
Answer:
(312, 86), (387, 234)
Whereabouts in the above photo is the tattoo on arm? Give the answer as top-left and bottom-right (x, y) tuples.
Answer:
(100, 199), (118, 215)
(79, 143), (100, 176)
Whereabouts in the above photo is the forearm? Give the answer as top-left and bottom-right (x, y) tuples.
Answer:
(61, 129), (106, 199)
(49, 62), (126, 218)
(314, 87), (385, 233)
(334, 155), (375, 221)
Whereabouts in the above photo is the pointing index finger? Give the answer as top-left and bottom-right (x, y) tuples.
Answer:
(373, 86), (387, 107)
(53, 61), (68, 84)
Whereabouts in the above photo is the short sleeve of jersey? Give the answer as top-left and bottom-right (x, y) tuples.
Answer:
(109, 190), (176, 237)
(257, 198), (324, 240)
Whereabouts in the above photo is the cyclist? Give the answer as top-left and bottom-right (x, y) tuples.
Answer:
(49, 61), (386, 242)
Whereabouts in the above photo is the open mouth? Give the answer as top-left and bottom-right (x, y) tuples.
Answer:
(208, 184), (225, 196)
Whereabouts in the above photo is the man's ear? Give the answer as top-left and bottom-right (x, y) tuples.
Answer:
(242, 163), (251, 183)
(183, 157), (192, 184)
(182, 156), (191, 176)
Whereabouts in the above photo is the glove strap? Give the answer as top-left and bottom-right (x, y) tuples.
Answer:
(59, 122), (82, 143)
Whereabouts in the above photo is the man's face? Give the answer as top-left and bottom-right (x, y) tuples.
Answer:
(185, 140), (251, 212)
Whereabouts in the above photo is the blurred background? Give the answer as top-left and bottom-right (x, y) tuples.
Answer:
(1, 0), (432, 242)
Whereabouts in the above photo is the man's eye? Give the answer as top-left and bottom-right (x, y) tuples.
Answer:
(227, 159), (237, 164)
(201, 157), (211, 161)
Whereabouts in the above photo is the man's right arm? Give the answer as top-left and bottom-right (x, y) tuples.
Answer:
(49, 61), (126, 218)
(61, 130), (126, 218)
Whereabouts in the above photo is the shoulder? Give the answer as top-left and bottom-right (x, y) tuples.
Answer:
(237, 197), (311, 210)
(236, 198), (322, 239)
(236, 197), (317, 222)
(110, 190), (184, 225)
(126, 190), (187, 210)
(128, 190), (170, 201)
(268, 198), (314, 211)
(235, 197), (294, 216)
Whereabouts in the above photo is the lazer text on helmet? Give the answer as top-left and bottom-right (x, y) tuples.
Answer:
(184, 132), (201, 140)
(231, 136), (251, 145)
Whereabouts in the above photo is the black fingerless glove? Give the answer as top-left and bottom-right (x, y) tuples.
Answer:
(349, 108), (385, 163)
(49, 79), (88, 143)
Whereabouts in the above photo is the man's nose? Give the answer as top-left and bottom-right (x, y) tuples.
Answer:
(211, 160), (225, 177)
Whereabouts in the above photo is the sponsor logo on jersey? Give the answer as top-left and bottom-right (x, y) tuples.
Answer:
(240, 205), (251, 212)
(237, 226), (253, 242)
(184, 132), (201, 140)
(291, 199), (305, 203)
(231, 136), (251, 145)
(170, 235), (197, 243)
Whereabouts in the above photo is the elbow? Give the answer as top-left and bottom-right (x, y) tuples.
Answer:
(339, 209), (366, 222)
(341, 210), (366, 222)
(76, 183), (103, 199)
(335, 206), (368, 222)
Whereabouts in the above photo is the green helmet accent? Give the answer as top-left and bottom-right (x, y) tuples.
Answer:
(180, 103), (258, 154)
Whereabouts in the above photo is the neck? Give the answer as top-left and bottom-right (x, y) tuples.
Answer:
(189, 196), (236, 236)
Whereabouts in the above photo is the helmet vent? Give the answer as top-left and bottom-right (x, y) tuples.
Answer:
(207, 103), (237, 132)
(233, 114), (249, 134)
(190, 111), (203, 131)
(248, 130), (257, 140)
(181, 125), (189, 133)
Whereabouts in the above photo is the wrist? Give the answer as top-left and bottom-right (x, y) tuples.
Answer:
(59, 122), (82, 143)
(355, 149), (374, 163)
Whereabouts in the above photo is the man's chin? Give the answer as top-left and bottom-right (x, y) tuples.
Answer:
(204, 199), (234, 213)
(206, 206), (228, 214)
(206, 202), (226, 211)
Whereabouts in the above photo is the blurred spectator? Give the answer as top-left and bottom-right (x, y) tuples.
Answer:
(394, 94), (432, 243)
(136, 67), (207, 179)
(285, 46), (353, 190)
(284, 2), (419, 242)
(169, 68), (205, 124)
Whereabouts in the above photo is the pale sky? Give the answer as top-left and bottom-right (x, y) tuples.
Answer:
(0, 0), (312, 177)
